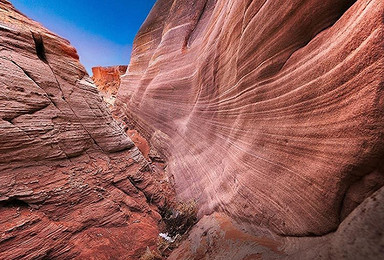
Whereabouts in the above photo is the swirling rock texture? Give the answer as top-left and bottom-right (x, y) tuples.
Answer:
(92, 65), (128, 107)
(169, 186), (384, 259)
(115, 0), (384, 258)
(0, 1), (173, 259)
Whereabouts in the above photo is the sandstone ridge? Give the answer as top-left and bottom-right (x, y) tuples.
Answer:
(0, 1), (173, 259)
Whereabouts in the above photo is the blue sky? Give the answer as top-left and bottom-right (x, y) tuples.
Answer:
(11, 0), (156, 74)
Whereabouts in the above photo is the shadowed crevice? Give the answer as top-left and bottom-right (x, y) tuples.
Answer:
(32, 32), (47, 62)
(0, 198), (29, 208)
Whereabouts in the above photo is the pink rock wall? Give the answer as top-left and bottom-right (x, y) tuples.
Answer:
(116, 0), (384, 237)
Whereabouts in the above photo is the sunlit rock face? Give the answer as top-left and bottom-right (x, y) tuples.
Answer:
(0, 1), (171, 259)
(117, 0), (384, 237)
(92, 65), (127, 106)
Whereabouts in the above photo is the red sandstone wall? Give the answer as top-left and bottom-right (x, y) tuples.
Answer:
(0, 1), (170, 258)
(116, 0), (384, 237)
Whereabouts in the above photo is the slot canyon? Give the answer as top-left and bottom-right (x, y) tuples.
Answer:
(0, 0), (383, 259)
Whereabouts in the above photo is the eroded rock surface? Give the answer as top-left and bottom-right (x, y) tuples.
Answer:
(115, 0), (384, 258)
(117, 0), (384, 236)
(169, 186), (384, 259)
(1, 0), (383, 258)
(92, 65), (127, 107)
(0, 1), (172, 259)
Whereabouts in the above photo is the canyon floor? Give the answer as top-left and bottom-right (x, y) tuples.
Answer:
(1, 0), (384, 259)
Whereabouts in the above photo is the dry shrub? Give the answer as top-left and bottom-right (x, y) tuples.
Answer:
(161, 200), (198, 237)
(157, 200), (198, 257)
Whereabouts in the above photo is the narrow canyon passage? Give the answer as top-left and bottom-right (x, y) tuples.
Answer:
(0, 0), (383, 259)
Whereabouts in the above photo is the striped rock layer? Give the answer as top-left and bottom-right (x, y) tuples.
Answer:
(0, 1), (172, 259)
(117, 0), (384, 238)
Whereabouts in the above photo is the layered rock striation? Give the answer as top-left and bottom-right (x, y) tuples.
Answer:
(0, 1), (172, 259)
(1, 0), (383, 258)
(115, 0), (384, 257)
(92, 65), (127, 107)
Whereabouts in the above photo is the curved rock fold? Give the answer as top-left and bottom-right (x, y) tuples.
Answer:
(0, 0), (383, 259)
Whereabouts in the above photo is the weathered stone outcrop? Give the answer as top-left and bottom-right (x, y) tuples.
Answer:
(1, 0), (384, 258)
(92, 65), (127, 107)
(0, 1), (172, 259)
(169, 186), (384, 259)
(115, 0), (384, 258)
